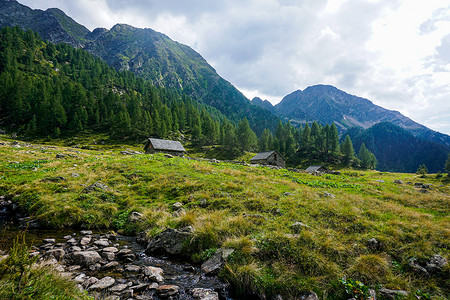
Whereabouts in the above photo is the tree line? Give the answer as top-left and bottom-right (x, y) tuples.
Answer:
(0, 26), (377, 169)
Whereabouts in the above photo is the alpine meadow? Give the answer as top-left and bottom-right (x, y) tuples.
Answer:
(0, 1), (449, 300)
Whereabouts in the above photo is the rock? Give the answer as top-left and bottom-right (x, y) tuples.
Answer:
(80, 230), (93, 235)
(393, 179), (404, 184)
(83, 277), (99, 288)
(71, 246), (82, 252)
(129, 211), (143, 222)
(55, 153), (67, 159)
(63, 235), (73, 239)
(422, 184), (432, 189)
(129, 283), (149, 292)
(72, 251), (102, 267)
(104, 296), (120, 300)
(414, 182), (424, 187)
(283, 192), (294, 196)
(172, 202), (183, 211)
(201, 248), (234, 275)
(142, 266), (164, 283)
(94, 239), (110, 247)
(270, 295), (284, 300)
(367, 237), (382, 250)
(71, 172), (80, 177)
(164, 154), (174, 158)
(172, 208), (186, 217)
(290, 221), (309, 233)
(375, 180), (385, 183)
(46, 249), (65, 260)
(299, 291), (319, 300)
(124, 264), (141, 272)
(156, 285), (180, 298)
(103, 247), (119, 253)
(67, 265), (81, 272)
(102, 261), (119, 270)
(199, 198), (208, 208)
(378, 288), (409, 299)
(82, 182), (109, 193)
(102, 252), (115, 261)
(426, 254), (447, 273)
(409, 258), (429, 277)
(121, 289), (133, 298)
(146, 226), (194, 256)
(73, 273), (87, 283)
(109, 283), (129, 293)
(88, 276), (115, 290)
(43, 238), (56, 243)
(321, 192), (336, 198)
(80, 236), (91, 246)
(191, 288), (219, 300)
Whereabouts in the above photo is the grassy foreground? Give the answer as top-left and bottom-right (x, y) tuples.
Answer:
(0, 137), (448, 299)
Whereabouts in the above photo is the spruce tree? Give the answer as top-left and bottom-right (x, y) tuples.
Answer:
(342, 135), (354, 166)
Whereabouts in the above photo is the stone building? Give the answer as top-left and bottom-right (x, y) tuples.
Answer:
(144, 138), (186, 156)
(250, 151), (285, 168)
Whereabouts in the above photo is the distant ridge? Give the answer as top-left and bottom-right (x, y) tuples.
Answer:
(273, 84), (450, 147)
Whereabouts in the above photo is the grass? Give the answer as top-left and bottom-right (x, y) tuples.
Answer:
(0, 136), (449, 299)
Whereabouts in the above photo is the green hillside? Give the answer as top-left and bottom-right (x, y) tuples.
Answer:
(0, 137), (448, 299)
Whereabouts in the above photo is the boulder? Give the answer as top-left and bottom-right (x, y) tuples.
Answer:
(409, 258), (429, 277)
(80, 230), (93, 235)
(72, 251), (102, 267)
(142, 266), (164, 283)
(43, 238), (56, 243)
(80, 236), (91, 246)
(172, 202), (184, 211)
(94, 239), (110, 247)
(367, 237), (382, 251)
(378, 288), (409, 299)
(201, 248), (234, 275)
(146, 226), (194, 256)
(393, 180), (404, 184)
(191, 288), (219, 300)
(426, 254), (447, 273)
(103, 247), (119, 253)
(88, 276), (115, 290)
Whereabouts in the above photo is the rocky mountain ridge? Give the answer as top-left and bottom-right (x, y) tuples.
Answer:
(252, 84), (450, 147)
(0, 0), (278, 134)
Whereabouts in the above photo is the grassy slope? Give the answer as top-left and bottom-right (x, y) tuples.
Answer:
(0, 136), (448, 299)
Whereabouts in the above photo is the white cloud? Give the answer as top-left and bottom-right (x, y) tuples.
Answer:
(18, 0), (450, 135)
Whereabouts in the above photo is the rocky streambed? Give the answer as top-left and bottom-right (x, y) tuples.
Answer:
(0, 201), (232, 300)
(0, 225), (231, 300)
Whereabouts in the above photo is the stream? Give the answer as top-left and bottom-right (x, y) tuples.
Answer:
(0, 202), (241, 300)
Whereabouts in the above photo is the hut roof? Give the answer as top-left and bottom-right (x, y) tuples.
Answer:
(148, 138), (186, 152)
(305, 165), (327, 172)
(250, 150), (284, 161)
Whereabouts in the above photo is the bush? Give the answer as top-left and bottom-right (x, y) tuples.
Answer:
(0, 232), (90, 300)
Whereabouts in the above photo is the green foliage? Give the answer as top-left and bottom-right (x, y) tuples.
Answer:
(339, 277), (371, 300)
(445, 152), (450, 175)
(0, 232), (90, 299)
(342, 135), (355, 166)
(358, 142), (377, 170)
(416, 164), (428, 175)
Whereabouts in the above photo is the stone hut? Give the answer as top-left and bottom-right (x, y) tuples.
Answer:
(144, 138), (186, 156)
(305, 165), (328, 173)
(250, 151), (285, 168)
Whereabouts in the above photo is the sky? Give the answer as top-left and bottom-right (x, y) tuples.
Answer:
(19, 0), (450, 135)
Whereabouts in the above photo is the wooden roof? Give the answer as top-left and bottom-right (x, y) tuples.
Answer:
(250, 150), (284, 161)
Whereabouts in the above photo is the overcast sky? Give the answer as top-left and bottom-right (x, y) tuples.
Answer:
(19, 0), (450, 135)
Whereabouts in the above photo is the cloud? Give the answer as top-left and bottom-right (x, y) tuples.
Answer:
(17, 0), (450, 135)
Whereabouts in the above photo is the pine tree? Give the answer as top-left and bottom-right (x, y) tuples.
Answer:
(358, 142), (377, 169)
(445, 153), (450, 176)
(342, 135), (354, 166)
(330, 123), (340, 155)
(301, 123), (311, 151)
(236, 118), (257, 152)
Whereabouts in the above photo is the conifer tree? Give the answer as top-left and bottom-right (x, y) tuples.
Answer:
(342, 135), (354, 166)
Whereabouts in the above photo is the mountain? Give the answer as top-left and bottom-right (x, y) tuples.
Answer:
(275, 84), (450, 147)
(0, 0), (278, 134)
(345, 122), (449, 173)
(251, 97), (275, 113)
